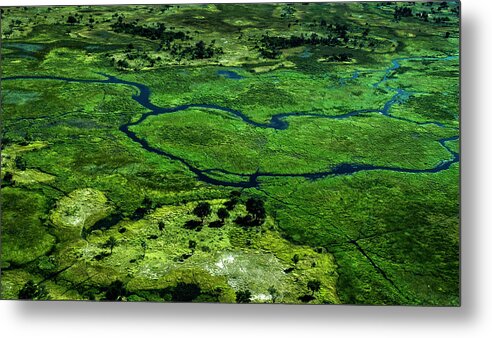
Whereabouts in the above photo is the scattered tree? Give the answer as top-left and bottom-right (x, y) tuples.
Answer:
(217, 207), (229, 221)
(236, 290), (252, 303)
(208, 220), (225, 228)
(105, 280), (127, 301)
(393, 6), (413, 21)
(2, 172), (13, 186)
(188, 240), (197, 250)
(18, 280), (48, 300)
(224, 198), (238, 211)
(193, 202), (212, 221)
(298, 294), (315, 302)
(169, 282), (201, 302)
(230, 191), (241, 198)
(235, 197), (266, 227)
(246, 197), (266, 220)
(323, 53), (353, 62)
(307, 280), (321, 294)
(184, 219), (203, 231)
(67, 15), (78, 24)
(15, 157), (27, 170)
(292, 254), (300, 264)
(174, 40), (223, 60)
(141, 240), (147, 259)
(116, 59), (130, 70)
(268, 286), (279, 303)
(104, 236), (118, 255)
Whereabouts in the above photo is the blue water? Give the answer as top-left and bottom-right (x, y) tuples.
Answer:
(217, 70), (244, 80)
(338, 70), (360, 86)
(3, 42), (45, 52)
(299, 49), (313, 59)
(13, 54), (38, 60)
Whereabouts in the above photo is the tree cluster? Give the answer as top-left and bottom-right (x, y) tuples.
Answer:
(169, 40), (223, 61)
(105, 280), (127, 301)
(234, 197), (266, 227)
(18, 280), (48, 300)
(2, 172), (13, 186)
(236, 290), (252, 303)
(323, 53), (353, 62)
(67, 15), (79, 24)
(393, 6), (413, 21)
(256, 29), (351, 59)
(185, 200), (232, 229)
(111, 19), (189, 43)
(163, 282), (202, 302)
(103, 236), (118, 255)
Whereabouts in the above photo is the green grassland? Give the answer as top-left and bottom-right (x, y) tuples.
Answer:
(1, 2), (459, 305)
(132, 108), (455, 174)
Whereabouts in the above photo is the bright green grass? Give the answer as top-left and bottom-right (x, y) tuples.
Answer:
(256, 163), (459, 305)
(131, 108), (456, 174)
(1, 188), (55, 266)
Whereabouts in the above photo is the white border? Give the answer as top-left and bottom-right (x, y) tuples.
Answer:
(2, 0), (492, 337)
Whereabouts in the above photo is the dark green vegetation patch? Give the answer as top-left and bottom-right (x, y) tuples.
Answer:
(0, 2), (459, 305)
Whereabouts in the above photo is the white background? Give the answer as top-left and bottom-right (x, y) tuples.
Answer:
(0, 0), (489, 337)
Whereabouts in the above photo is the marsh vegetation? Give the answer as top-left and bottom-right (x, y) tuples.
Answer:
(1, 2), (459, 305)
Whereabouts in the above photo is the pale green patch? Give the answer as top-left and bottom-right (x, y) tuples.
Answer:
(50, 188), (113, 241)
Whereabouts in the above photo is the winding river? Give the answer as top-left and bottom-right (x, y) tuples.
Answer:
(3, 54), (459, 188)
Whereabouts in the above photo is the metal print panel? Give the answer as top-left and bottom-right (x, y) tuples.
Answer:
(0, 1), (460, 305)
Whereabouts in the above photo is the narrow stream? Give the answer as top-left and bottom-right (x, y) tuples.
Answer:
(3, 54), (459, 187)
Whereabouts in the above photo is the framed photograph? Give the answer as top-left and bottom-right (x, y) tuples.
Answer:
(0, 1), (460, 305)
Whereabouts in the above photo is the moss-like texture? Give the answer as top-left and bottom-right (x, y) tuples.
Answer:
(1, 2), (459, 305)
(1, 188), (55, 266)
(132, 109), (455, 174)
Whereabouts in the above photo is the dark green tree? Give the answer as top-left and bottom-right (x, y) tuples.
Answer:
(104, 236), (118, 255)
(116, 59), (129, 69)
(292, 254), (300, 264)
(15, 157), (26, 170)
(193, 202), (212, 220)
(188, 240), (197, 250)
(268, 286), (279, 303)
(194, 40), (207, 59)
(208, 220), (225, 228)
(217, 207), (229, 221)
(246, 197), (266, 220)
(105, 280), (127, 301)
(235, 197), (266, 227)
(170, 282), (201, 302)
(230, 191), (241, 198)
(141, 240), (147, 259)
(224, 198), (238, 211)
(18, 280), (48, 300)
(67, 15), (78, 24)
(184, 219), (203, 230)
(236, 290), (252, 303)
(234, 214), (254, 227)
(2, 172), (13, 186)
(307, 280), (321, 294)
